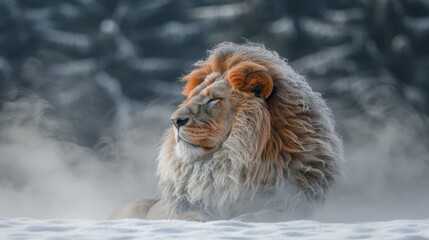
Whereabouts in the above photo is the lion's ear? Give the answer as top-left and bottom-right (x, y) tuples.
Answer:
(227, 62), (273, 99)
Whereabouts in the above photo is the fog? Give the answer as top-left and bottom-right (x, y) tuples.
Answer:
(1, 76), (428, 221)
(0, 87), (174, 219)
(314, 103), (429, 222)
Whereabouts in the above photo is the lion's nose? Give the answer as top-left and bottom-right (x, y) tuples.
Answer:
(171, 116), (189, 129)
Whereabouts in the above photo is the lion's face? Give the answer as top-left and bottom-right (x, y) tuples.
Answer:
(170, 58), (275, 162)
(170, 73), (234, 162)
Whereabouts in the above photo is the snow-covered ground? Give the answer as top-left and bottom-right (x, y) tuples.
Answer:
(0, 218), (428, 240)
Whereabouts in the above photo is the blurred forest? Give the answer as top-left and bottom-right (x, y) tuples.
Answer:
(1, 0), (429, 143)
(1, 0), (429, 220)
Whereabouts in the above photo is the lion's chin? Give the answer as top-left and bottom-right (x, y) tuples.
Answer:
(175, 140), (207, 162)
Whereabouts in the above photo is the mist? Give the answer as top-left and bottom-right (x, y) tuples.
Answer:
(0, 85), (176, 219)
(1, 75), (428, 221)
(313, 82), (429, 222)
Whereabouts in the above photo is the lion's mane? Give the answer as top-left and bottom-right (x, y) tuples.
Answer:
(157, 42), (343, 220)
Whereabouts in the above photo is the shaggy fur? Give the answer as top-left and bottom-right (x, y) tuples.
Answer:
(157, 42), (343, 221)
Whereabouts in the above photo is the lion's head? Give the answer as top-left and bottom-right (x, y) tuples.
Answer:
(157, 42), (343, 221)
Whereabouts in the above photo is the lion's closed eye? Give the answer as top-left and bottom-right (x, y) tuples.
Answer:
(206, 98), (220, 107)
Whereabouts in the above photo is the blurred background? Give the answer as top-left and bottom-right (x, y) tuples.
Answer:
(1, 0), (429, 222)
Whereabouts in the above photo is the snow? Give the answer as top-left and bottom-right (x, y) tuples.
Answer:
(0, 218), (428, 240)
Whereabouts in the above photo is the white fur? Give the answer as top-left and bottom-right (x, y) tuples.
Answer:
(174, 141), (205, 162)
(157, 100), (289, 219)
(173, 127), (206, 162)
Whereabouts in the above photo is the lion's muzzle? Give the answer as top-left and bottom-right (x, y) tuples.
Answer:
(170, 108), (191, 130)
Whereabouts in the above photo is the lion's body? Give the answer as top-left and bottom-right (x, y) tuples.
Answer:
(109, 42), (343, 222)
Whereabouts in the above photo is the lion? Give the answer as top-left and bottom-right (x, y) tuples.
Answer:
(108, 42), (343, 222)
